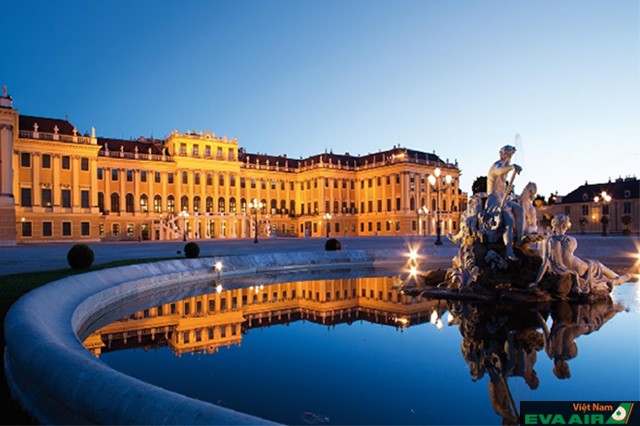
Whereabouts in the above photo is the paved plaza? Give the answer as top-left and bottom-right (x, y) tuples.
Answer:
(0, 235), (638, 278)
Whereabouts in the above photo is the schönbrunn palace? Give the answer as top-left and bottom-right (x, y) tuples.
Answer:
(0, 88), (465, 245)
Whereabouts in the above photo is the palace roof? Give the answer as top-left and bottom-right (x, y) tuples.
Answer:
(560, 177), (639, 203)
(19, 115), (77, 135)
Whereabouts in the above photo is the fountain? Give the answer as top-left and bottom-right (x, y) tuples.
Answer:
(414, 145), (630, 302)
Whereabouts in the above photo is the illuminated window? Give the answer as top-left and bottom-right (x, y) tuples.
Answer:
(153, 195), (162, 213)
(140, 194), (148, 212)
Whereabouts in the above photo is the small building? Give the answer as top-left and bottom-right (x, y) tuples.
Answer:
(538, 177), (639, 235)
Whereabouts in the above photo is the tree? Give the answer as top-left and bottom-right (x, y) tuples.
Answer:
(472, 176), (487, 194)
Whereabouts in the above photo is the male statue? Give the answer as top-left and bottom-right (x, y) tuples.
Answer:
(485, 145), (523, 260)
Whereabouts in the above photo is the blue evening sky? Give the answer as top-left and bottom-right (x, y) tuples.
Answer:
(3, 0), (638, 197)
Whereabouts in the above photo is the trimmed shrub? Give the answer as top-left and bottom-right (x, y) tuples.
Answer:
(325, 238), (342, 251)
(184, 242), (200, 258)
(67, 244), (94, 270)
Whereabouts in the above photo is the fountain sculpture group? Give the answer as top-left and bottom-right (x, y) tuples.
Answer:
(423, 145), (629, 302)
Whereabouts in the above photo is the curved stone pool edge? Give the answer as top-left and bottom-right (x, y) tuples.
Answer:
(4, 248), (409, 425)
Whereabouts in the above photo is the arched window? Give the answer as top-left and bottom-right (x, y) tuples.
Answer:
(140, 194), (148, 213)
(167, 195), (175, 213)
(451, 201), (457, 212)
(432, 198), (437, 211)
(111, 193), (120, 213)
(333, 200), (339, 214)
(281, 200), (287, 213)
(125, 193), (134, 213)
(229, 197), (236, 213)
(153, 195), (162, 213)
(218, 197), (225, 213)
(206, 197), (213, 213)
(410, 197), (415, 211)
(261, 199), (267, 215)
(442, 199), (447, 212)
(98, 192), (104, 213)
(241, 198), (247, 214)
(193, 196), (201, 213)
(181, 195), (189, 212)
(290, 200), (295, 215)
(270, 199), (277, 214)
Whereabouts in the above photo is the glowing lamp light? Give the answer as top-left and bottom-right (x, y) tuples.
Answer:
(447, 312), (454, 325)
(409, 265), (418, 277)
(214, 261), (223, 271)
(215, 284), (223, 294)
(430, 310), (438, 324)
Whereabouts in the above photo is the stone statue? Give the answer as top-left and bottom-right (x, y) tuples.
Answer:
(531, 215), (630, 294)
(449, 195), (483, 244)
(518, 182), (538, 235)
(485, 145), (524, 260)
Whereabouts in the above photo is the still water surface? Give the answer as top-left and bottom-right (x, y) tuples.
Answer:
(84, 276), (639, 425)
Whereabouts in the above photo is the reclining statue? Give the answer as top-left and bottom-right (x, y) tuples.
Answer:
(531, 214), (630, 294)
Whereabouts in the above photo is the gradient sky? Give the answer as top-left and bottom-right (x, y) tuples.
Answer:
(3, 0), (638, 198)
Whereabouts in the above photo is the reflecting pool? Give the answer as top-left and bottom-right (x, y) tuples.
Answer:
(83, 276), (639, 425)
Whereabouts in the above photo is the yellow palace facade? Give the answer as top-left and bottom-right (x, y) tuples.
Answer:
(0, 88), (464, 245)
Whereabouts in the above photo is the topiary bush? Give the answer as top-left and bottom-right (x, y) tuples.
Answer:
(325, 238), (342, 251)
(184, 242), (200, 258)
(67, 244), (94, 270)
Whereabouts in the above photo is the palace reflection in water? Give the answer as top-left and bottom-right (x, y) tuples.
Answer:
(83, 277), (631, 425)
(84, 276), (441, 358)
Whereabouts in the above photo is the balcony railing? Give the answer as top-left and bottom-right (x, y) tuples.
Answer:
(19, 130), (94, 145)
(99, 150), (173, 162)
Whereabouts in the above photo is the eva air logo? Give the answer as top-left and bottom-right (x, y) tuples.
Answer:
(606, 403), (634, 424)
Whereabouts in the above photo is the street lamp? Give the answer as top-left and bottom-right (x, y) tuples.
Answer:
(249, 198), (264, 243)
(594, 191), (612, 236)
(178, 209), (189, 241)
(417, 206), (429, 237)
(323, 213), (332, 238)
(428, 168), (452, 246)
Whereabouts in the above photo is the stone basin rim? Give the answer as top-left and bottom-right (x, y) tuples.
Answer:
(4, 249), (408, 425)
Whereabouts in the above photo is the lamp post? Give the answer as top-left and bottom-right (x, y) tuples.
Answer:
(178, 209), (189, 241)
(249, 198), (264, 243)
(428, 168), (452, 246)
(594, 191), (612, 236)
(323, 213), (332, 238)
(417, 206), (429, 237)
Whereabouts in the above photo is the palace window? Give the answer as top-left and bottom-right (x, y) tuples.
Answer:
(42, 221), (52, 237)
(193, 196), (201, 213)
(230, 197), (236, 213)
(127, 170), (134, 182)
(81, 190), (90, 208)
(206, 174), (213, 186)
(61, 190), (71, 208)
(140, 194), (148, 213)
(61, 156), (70, 170)
(206, 197), (213, 213)
(21, 153), (31, 167)
(154, 172), (161, 183)
(182, 171), (188, 184)
(81, 222), (90, 236)
(21, 221), (32, 237)
(230, 175), (236, 187)
(111, 193), (120, 212)
(20, 188), (32, 207)
(153, 195), (162, 213)
(168, 173), (174, 184)
(111, 223), (119, 237)
(62, 222), (72, 237)
(218, 197), (225, 213)
(219, 174), (225, 186)
(81, 158), (89, 171)
(141, 170), (148, 182)
(180, 196), (189, 212)
(98, 192), (104, 213)
(194, 172), (200, 185)
(42, 154), (51, 169)
(111, 169), (119, 181)
(97, 168), (103, 180)
(125, 194), (134, 213)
